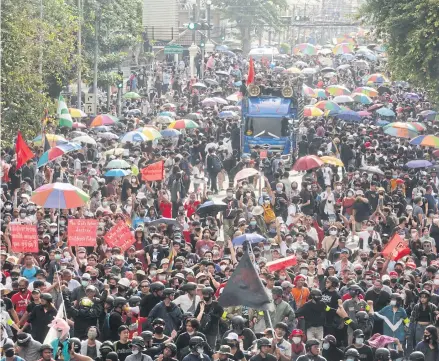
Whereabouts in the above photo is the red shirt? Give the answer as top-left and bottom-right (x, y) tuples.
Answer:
(159, 201), (172, 218)
(11, 291), (31, 317)
(127, 316), (147, 338)
(184, 201), (200, 218)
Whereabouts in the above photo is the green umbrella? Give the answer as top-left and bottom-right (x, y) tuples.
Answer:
(123, 92), (141, 99)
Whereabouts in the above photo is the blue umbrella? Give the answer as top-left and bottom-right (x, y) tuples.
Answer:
(160, 129), (181, 138)
(219, 111), (238, 119)
(104, 168), (132, 177)
(406, 160), (433, 168)
(335, 110), (361, 122)
(376, 108), (396, 117)
(232, 233), (267, 246)
(216, 45), (229, 51)
(222, 50), (237, 57)
(376, 119), (390, 127)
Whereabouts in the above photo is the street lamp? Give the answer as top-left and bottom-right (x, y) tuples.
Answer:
(205, 0), (214, 54)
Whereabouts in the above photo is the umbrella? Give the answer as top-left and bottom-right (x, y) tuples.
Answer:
(202, 98), (217, 107)
(37, 142), (82, 167)
(71, 135), (96, 145)
(376, 108), (396, 117)
(293, 43), (317, 56)
(337, 64), (351, 71)
(90, 114), (118, 127)
(323, 72), (337, 79)
(321, 67), (336, 73)
(320, 156), (344, 167)
(160, 129), (181, 138)
(69, 130), (87, 138)
(294, 61), (308, 68)
(318, 48), (332, 55)
(123, 92), (141, 99)
(162, 103), (176, 110)
(384, 124), (418, 139)
(72, 122), (87, 129)
(32, 134), (67, 146)
(159, 111), (176, 118)
(103, 148), (125, 156)
(147, 217), (182, 228)
(304, 107), (324, 117)
(136, 127), (162, 141)
(106, 159), (131, 169)
(212, 97), (228, 105)
(419, 110), (437, 120)
(168, 119), (199, 129)
(127, 109), (142, 116)
(93, 126), (111, 132)
(99, 132), (119, 140)
(354, 87), (378, 97)
(234, 168), (260, 183)
(283, 67), (302, 75)
(204, 78), (219, 86)
(292, 155), (324, 171)
(359, 166), (384, 176)
(406, 160), (433, 168)
(120, 131), (148, 143)
(31, 182), (90, 209)
(312, 89), (327, 99)
(333, 43), (354, 55)
(368, 103), (384, 111)
(335, 110), (361, 122)
(326, 85), (351, 96)
(216, 70), (229, 76)
(410, 135), (439, 148)
(352, 93), (373, 104)
(219, 111), (238, 119)
(223, 105), (240, 111)
(302, 84), (315, 97)
(333, 95), (354, 103)
(365, 73), (389, 85)
(192, 82), (207, 89)
(156, 115), (173, 124)
(315, 101), (341, 112)
(69, 108), (87, 118)
(376, 119), (390, 126)
(273, 66), (286, 73)
(232, 234), (267, 246)
(358, 111), (372, 117)
(186, 113), (204, 121)
(407, 122), (427, 132)
(104, 169), (132, 177)
(405, 93), (420, 101)
(226, 92), (243, 103)
(301, 68), (317, 75)
(196, 200), (228, 215)
(377, 86), (392, 95)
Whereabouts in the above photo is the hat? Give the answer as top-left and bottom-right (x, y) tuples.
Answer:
(160, 258), (169, 265)
(82, 273), (91, 280)
(118, 278), (130, 288)
(340, 248), (349, 254)
(389, 271), (398, 278)
(218, 346), (233, 356)
(355, 190), (364, 196)
(252, 206), (264, 216)
(224, 332), (239, 341)
(281, 281), (293, 289)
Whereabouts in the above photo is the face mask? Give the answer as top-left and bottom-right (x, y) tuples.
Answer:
(276, 187), (283, 192)
(347, 358), (355, 361)
(5, 350), (14, 357)
(307, 185), (312, 190)
(5, 205), (12, 211)
(374, 287), (381, 294)
(203, 296), (211, 302)
(434, 279), (439, 286)
(150, 270), (157, 277)
(50, 227), (57, 233)
(197, 348), (204, 355)
(424, 335), (431, 342)
(88, 330), (97, 339)
(82, 281), (89, 287)
(207, 195), (213, 200)
(292, 337), (301, 345)
(158, 275), (166, 281)
(55, 254), (61, 260)
(19, 287), (27, 293)
(355, 338), (364, 345)
(118, 286), (126, 293)
(250, 221), (257, 226)
(132, 349), (139, 355)
(322, 342), (330, 350)
(390, 300), (397, 306)
(20, 213), (26, 218)
(264, 200), (270, 205)
(421, 261), (428, 267)
(367, 226), (374, 231)
(329, 230), (337, 236)
(336, 186), (341, 191)
(220, 265), (226, 271)
(154, 326), (164, 334)
(300, 269), (308, 276)
(390, 278), (397, 283)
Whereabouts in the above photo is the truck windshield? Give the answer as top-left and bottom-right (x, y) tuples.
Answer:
(244, 117), (289, 137)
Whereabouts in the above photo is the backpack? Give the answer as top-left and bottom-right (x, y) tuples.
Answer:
(211, 155), (223, 173)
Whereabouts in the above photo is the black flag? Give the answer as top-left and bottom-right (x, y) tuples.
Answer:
(218, 250), (270, 310)
(43, 134), (51, 152)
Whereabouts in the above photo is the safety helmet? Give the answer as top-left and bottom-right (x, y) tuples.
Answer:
(41, 293), (53, 302)
(356, 311), (369, 321)
(275, 322), (288, 333)
(189, 336), (205, 351)
(79, 297), (94, 308)
(100, 341), (115, 352)
(165, 343), (178, 357)
(141, 331), (154, 341)
(231, 316), (246, 333)
(152, 318), (166, 326)
(289, 329), (304, 339)
(419, 289), (431, 298)
(163, 288), (176, 297)
(375, 348), (391, 361)
(113, 297), (127, 309)
(68, 337), (81, 353)
(257, 338), (272, 349)
(272, 286), (283, 296)
(323, 335), (336, 345)
(409, 351), (425, 361)
(310, 289), (322, 300)
(353, 329), (365, 338)
(40, 344), (54, 353)
(305, 339), (320, 351)
(150, 282), (165, 292)
(129, 296), (142, 307)
(105, 295), (115, 307)
(201, 287), (214, 296)
(131, 336), (145, 349)
(345, 348), (360, 358)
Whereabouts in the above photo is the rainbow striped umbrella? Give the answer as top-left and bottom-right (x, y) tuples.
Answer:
(332, 43), (354, 55)
(69, 108), (87, 118)
(407, 122), (427, 132)
(354, 87), (378, 97)
(313, 89), (327, 98)
(304, 107), (324, 117)
(32, 134), (67, 146)
(159, 111), (176, 118)
(37, 142), (82, 167)
(383, 122), (418, 138)
(90, 114), (119, 127)
(168, 119), (199, 129)
(31, 182), (90, 209)
(315, 101), (341, 112)
(293, 43), (317, 56)
(326, 85), (351, 96)
(302, 84), (315, 97)
(410, 135), (439, 148)
(364, 73), (389, 85)
(136, 127), (163, 141)
(352, 93), (373, 104)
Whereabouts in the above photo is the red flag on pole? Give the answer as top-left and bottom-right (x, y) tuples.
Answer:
(15, 132), (34, 169)
(141, 161), (164, 182)
(247, 57), (255, 85)
(382, 232), (409, 261)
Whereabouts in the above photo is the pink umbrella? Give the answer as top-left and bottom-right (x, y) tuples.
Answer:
(357, 111), (372, 117)
(234, 168), (260, 183)
(292, 155), (324, 171)
(72, 122), (87, 129)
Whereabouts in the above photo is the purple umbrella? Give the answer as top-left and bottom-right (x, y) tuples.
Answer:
(406, 160), (432, 168)
(405, 93), (420, 101)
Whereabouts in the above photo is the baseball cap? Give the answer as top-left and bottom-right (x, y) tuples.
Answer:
(225, 332), (239, 341)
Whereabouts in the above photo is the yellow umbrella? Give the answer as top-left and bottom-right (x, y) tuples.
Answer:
(284, 67), (302, 74)
(320, 156), (344, 167)
(136, 127), (162, 141)
(69, 108), (87, 118)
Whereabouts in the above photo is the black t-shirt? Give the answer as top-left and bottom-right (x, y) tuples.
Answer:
(222, 198), (239, 219)
(194, 300), (224, 335)
(274, 192), (288, 214)
(144, 245), (166, 265)
(250, 353), (278, 361)
(353, 199), (371, 222)
(152, 335), (169, 345)
(322, 289), (341, 325)
(365, 190), (378, 211)
(114, 341), (132, 361)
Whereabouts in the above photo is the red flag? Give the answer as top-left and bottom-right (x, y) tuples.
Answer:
(382, 233), (409, 260)
(266, 255), (297, 272)
(15, 132), (34, 169)
(246, 57), (255, 85)
(141, 161), (164, 182)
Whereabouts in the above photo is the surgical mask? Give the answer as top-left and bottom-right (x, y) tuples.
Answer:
(5, 205), (12, 211)
(434, 279), (439, 286)
(132, 349), (139, 355)
(154, 325), (164, 334)
(300, 269), (308, 276)
(355, 338), (364, 345)
(150, 270), (157, 276)
(336, 186), (341, 191)
(322, 342), (330, 350)
(197, 348), (204, 355)
(250, 221), (257, 226)
(50, 227), (57, 233)
(81, 281), (89, 287)
(55, 254), (61, 260)
(292, 337), (301, 345)
(390, 300), (397, 306)
(347, 358), (355, 361)
(20, 212), (26, 218)
(329, 230), (337, 236)
(276, 187), (283, 192)
(367, 226), (374, 231)
(264, 200), (270, 205)
(220, 265), (226, 271)
(421, 261), (428, 267)
(88, 329), (97, 339)
(307, 185), (311, 190)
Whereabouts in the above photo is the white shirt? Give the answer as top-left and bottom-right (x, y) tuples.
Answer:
(173, 294), (201, 313)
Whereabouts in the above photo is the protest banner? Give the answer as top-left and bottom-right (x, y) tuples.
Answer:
(141, 161), (164, 182)
(10, 224), (38, 253)
(104, 220), (135, 252)
(68, 219), (98, 247)
(382, 233), (409, 260)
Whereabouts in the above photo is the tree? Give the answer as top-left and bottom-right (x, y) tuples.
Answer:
(361, 0), (439, 99)
(1, 0), (78, 144)
(212, 0), (287, 54)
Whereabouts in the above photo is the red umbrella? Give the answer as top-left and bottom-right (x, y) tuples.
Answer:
(266, 255), (297, 272)
(368, 103), (384, 111)
(292, 155), (324, 171)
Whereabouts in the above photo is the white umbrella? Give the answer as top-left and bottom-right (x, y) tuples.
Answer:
(204, 78), (219, 86)
(302, 68), (317, 75)
(234, 168), (260, 184)
(333, 95), (354, 103)
(69, 131), (87, 138)
(212, 97), (228, 105)
(226, 92), (242, 102)
(103, 148), (125, 156)
(120, 131), (148, 143)
(99, 132), (119, 140)
(193, 82), (207, 88)
(201, 98), (217, 107)
(72, 135), (97, 145)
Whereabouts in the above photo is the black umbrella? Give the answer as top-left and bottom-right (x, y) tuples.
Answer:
(196, 200), (227, 216)
(147, 217), (181, 228)
(378, 85), (392, 95)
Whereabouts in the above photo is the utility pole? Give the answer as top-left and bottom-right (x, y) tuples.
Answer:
(77, 0), (82, 110)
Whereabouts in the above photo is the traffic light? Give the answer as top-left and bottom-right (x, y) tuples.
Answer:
(187, 22), (198, 30)
(187, 22), (212, 30)
(200, 34), (206, 47)
(220, 27), (225, 41)
(116, 71), (123, 89)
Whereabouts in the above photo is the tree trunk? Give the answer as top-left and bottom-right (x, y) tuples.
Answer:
(240, 26), (252, 56)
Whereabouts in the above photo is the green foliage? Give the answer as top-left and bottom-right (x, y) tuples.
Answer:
(280, 42), (290, 54)
(212, 0), (287, 53)
(361, 0), (439, 100)
(1, 0), (78, 145)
